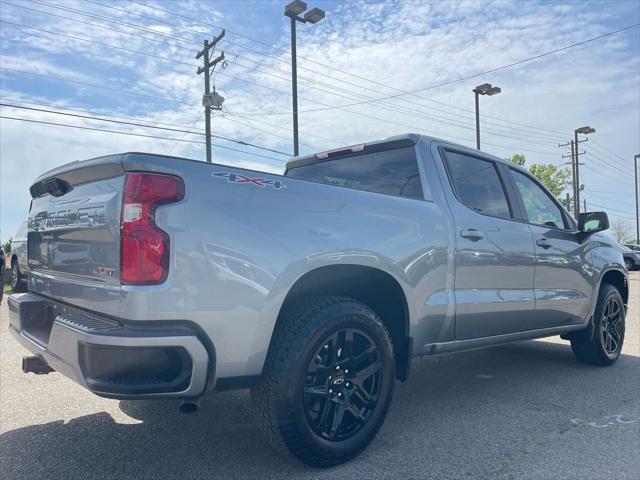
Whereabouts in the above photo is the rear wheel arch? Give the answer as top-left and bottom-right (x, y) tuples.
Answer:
(273, 264), (412, 381)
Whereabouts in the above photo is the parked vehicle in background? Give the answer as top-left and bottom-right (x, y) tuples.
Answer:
(624, 244), (640, 252)
(0, 246), (5, 304)
(8, 134), (629, 467)
(621, 245), (640, 271)
(10, 221), (28, 292)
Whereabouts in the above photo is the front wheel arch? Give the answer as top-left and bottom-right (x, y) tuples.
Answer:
(599, 269), (628, 308)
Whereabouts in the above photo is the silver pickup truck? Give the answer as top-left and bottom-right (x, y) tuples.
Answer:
(8, 134), (628, 467)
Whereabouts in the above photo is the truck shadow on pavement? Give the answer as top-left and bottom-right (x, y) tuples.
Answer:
(2, 340), (639, 479)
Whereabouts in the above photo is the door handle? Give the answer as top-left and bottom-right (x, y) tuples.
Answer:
(460, 229), (485, 241)
(536, 238), (552, 249)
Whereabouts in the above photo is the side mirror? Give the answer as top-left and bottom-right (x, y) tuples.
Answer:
(578, 211), (609, 234)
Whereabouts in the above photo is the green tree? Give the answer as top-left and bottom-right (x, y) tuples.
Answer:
(510, 153), (526, 167)
(2, 240), (10, 254)
(507, 154), (571, 198)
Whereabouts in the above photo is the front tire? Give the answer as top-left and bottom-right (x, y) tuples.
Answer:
(11, 261), (27, 293)
(570, 283), (625, 366)
(252, 296), (395, 467)
(624, 258), (633, 271)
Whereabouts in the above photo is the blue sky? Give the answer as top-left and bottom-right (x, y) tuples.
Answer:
(1, 0), (639, 240)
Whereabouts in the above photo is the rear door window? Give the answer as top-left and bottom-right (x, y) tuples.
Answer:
(286, 146), (423, 200)
(443, 150), (512, 219)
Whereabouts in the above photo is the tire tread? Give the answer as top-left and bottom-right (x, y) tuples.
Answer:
(251, 295), (394, 467)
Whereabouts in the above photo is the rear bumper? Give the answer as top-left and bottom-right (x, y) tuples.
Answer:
(8, 293), (210, 399)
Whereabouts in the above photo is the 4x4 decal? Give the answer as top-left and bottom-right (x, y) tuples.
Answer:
(211, 172), (286, 190)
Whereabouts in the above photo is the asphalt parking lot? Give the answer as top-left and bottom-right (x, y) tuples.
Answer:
(1, 273), (638, 480)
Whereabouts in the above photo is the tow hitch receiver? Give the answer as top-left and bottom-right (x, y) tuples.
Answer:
(22, 355), (55, 375)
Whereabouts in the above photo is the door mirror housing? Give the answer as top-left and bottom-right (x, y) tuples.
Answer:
(578, 211), (609, 234)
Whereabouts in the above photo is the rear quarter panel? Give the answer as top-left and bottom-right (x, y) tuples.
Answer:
(116, 150), (451, 379)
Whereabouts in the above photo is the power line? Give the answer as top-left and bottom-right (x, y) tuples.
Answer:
(92, 0), (571, 142)
(119, 0), (570, 138)
(585, 201), (636, 216)
(4, 0), (571, 141)
(1, 55), (557, 155)
(2, 3), (634, 158)
(10, 0), (633, 150)
(585, 189), (636, 196)
(221, 112), (341, 148)
(0, 97), (201, 130)
(1, 96), (309, 152)
(0, 13), (565, 146)
(586, 191), (636, 207)
(0, 0), (198, 53)
(220, 114), (324, 150)
(226, 58), (564, 146)
(128, 0), (288, 55)
(0, 115), (287, 163)
(588, 140), (633, 168)
(0, 65), (192, 105)
(0, 19), (197, 68)
(25, 0), (201, 46)
(584, 151), (636, 186)
(167, 112), (204, 155)
(228, 23), (640, 115)
(0, 103), (291, 156)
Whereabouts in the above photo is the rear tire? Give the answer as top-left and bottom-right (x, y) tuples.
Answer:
(11, 261), (27, 293)
(252, 296), (395, 467)
(570, 283), (625, 366)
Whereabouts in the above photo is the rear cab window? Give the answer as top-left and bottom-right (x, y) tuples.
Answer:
(285, 145), (423, 200)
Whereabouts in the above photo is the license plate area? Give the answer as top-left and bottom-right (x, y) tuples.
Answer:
(9, 294), (64, 348)
(22, 301), (55, 347)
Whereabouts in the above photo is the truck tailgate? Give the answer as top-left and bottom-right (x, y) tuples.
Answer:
(28, 156), (125, 304)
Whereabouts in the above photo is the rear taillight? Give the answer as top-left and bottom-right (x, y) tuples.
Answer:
(120, 173), (184, 285)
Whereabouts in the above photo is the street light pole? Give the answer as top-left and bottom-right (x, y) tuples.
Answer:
(472, 83), (501, 150)
(635, 153), (639, 244)
(284, 1), (325, 157)
(290, 15), (299, 157)
(474, 90), (480, 150)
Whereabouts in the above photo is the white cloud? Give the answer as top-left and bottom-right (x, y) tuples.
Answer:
(1, 0), (639, 238)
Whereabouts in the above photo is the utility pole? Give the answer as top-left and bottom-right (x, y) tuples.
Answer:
(560, 140), (577, 214)
(573, 126), (595, 216)
(196, 30), (225, 162)
(635, 154), (639, 244)
(560, 133), (589, 216)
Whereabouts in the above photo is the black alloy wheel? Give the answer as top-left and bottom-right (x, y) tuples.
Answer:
(599, 295), (624, 358)
(252, 296), (395, 467)
(303, 328), (382, 442)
